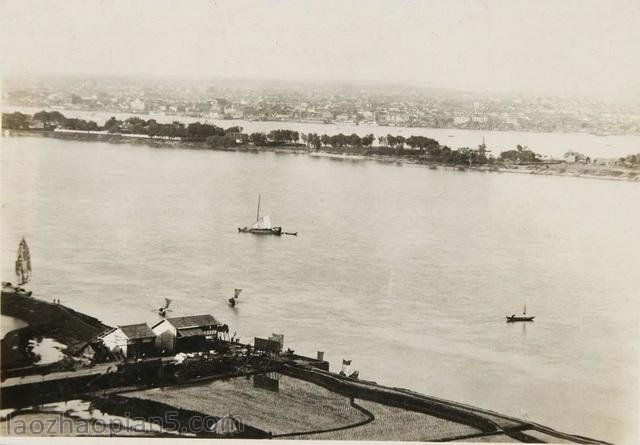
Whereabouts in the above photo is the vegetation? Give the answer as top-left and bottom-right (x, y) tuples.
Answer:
(2, 111), (31, 129)
(34, 110), (70, 127)
(619, 153), (640, 167)
(499, 144), (541, 164)
(3, 110), (552, 167)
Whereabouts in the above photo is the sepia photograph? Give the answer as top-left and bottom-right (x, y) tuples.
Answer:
(1, 0), (639, 444)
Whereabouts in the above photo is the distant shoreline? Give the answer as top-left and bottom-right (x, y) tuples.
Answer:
(3, 128), (639, 182)
(3, 104), (638, 138)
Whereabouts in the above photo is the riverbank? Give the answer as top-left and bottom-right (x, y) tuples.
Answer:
(310, 151), (640, 182)
(0, 290), (612, 442)
(3, 129), (638, 182)
(1, 288), (111, 373)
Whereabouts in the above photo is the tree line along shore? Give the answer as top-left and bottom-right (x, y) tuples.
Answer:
(3, 110), (640, 171)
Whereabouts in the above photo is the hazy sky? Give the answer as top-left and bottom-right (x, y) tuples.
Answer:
(2, 0), (639, 97)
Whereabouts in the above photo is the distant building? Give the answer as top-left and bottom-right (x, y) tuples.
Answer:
(388, 112), (409, 124)
(101, 323), (156, 359)
(471, 114), (488, 124)
(374, 111), (388, 124)
(504, 116), (520, 128)
(152, 314), (223, 355)
(357, 111), (374, 121)
(131, 98), (145, 112)
(454, 115), (470, 125)
(321, 110), (334, 121)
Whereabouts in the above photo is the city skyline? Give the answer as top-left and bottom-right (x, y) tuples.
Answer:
(2, 0), (639, 99)
(5, 70), (639, 136)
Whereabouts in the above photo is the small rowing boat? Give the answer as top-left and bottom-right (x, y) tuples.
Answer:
(506, 304), (535, 322)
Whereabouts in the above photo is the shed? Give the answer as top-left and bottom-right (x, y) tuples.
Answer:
(151, 314), (222, 355)
(101, 323), (156, 359)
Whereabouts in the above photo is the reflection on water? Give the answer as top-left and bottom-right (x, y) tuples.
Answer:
(43, 400), (170, 433)
(0, 314), (27, 339)
(0, 399), (178, 435)
(28, 338), (67, 365)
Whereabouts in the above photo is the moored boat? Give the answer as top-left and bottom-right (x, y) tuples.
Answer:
(506, 304), (535, 322)
(506, 315), (535, 322)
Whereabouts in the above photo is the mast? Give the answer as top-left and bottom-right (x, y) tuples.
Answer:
(523, 304), (526, 315)
(256, 194), (261, 222)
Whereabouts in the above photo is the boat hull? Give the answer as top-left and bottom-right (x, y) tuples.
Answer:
(238, 227), (282, 236)
(506, 316), (535, 322)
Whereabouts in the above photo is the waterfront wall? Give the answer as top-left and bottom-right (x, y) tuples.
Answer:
(279, 364), (609, 445)
(279, 363), (500, 433)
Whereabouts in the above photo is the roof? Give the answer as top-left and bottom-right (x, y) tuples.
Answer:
(178, 327), (207, 338)
(118, 323), (155, 339)
(165, 314), (220, 330)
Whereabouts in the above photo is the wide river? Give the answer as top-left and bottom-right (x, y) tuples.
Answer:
(1, 135), (639, 443)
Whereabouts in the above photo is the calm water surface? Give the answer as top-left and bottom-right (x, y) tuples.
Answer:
(0, 314), (27, 339)
(1, 136), (639, 443)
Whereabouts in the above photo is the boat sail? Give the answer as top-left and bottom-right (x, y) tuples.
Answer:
(253, 214), (272, 230)
(15, 238), (32, 285)
(228, 288), (242, 307)
(238, 194), (283, 236)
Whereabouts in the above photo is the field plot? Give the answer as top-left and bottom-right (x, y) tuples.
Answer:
(124, 374), (368, 435)
(300, 398), (482, 441)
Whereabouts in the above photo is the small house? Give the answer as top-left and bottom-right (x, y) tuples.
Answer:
(151, 314), (222, 355)
(101, 323), (156, 359)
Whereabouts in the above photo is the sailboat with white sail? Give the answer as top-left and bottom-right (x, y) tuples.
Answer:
(238, 194), (283, 236)
(15, 238), (31, 285)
